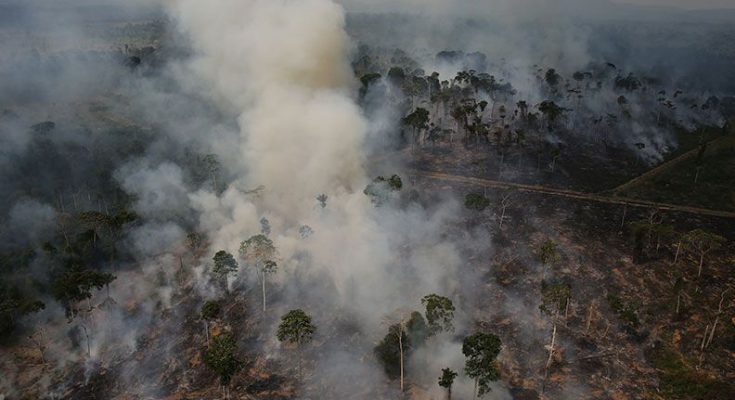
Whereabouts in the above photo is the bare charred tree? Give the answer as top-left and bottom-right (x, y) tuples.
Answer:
(683, 229), (726, 277)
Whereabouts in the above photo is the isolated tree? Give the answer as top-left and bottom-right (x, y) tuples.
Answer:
(375, 310), (427, 391)
(364, 175), (403, 206)
(203, 333), (242, 398)
(465, 193), (491, 212)
(186, 232), (204, 256)
(239, 235), (277, 312)
(463, 332), (502, 398)
(538, 239), (561, 279)
(212, 250), (238, 292)
(277, 309), (316, 377)
(683, 229), (726, 277)
(259, 217), (271, 236)
(539, 281), (571, 392)
(316, 194), (328, 209)
(201, 300), (221, 346)
(544, 69), (561, 88)
(299, 225), (314, 239)
(438, 368), (458, 400)
(497, 192), (513, 228)
(422, 294), (455, 335)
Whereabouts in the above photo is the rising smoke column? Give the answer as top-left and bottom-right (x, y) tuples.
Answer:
(170, 0), (366, 217)
(165, 1), (493, 398)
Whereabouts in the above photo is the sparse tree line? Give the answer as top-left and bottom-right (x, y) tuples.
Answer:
(373, 294), (502, 399)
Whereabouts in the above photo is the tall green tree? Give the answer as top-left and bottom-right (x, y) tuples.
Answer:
(203, 333), (242, 398)
(375, 311), (427, 392)
(438, 368), (459, 400)
(463, 332), (502, 399)
(277, 309), (316, 378)
(538, 239), (561, 279)
(212, 250), (238, 292)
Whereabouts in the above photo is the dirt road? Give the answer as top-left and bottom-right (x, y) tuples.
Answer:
(410, 170), (735, 219)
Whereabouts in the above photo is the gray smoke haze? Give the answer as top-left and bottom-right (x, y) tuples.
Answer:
(1, 0), (733, 398)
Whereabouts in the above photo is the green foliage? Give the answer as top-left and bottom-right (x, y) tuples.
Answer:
(538, 239), (561, 266)
(201, 300), (221, 321)
(0, 281), (45, 336)
(405, 311), (428, 348)
(438, 367), (458, 390)
(539, 282), (571, 316)
(684, 229), (726, 255)
(402, 108), (430, 132)
(374, 311), (429, 379)
(463, 332), (502, 397)
(276, 309), (316, 346)
(364, 175), (403, 206)
(647, 344), (735, 399)
(203, 333), (242, 386)
(239, 235), (276, 265)
(51, 265), (115, 319)
(607, 294), (640, 329)
(538, 100), (566, 122)
(374, 324), (408, 379)
(212, 250), (238, 276)
(465, 193), (491, 211)
(186, 232), (204, 253)
(422, 294), (455, 335)
(360, 72), (382, 88)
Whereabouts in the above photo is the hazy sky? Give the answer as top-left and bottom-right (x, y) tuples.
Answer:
(616, 0), (735, 9)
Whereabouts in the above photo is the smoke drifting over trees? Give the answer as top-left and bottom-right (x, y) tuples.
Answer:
(1, 0), (734, 399)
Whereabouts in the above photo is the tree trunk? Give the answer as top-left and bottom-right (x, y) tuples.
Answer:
(543, 322), (557, 393)
(620, 204), (628, 231)
(81, 324), (91, 358)
(585, 303), (595, 333)
(698, 253), (705, 277)
(399, 332), (404, 392)
(473, 378), (478, 400)
(204, 320), (210, 347)
(262, 275), (267, 313)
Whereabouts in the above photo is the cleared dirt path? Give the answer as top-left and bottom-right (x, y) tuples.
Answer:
(410, 170), (735, 219)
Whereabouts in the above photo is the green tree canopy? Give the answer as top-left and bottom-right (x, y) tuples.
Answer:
(465, 193), (491, 211)
(277, 309), (316, 346)
(201, 300), (221, 321)
(463, 332), (502, 397)
(212, 250), (238, 276)
(422, 294), (455, 335)
(203, 333), (242, 386)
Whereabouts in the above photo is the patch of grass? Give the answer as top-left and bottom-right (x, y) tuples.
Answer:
(621, 137), (735, 211)
(607, 294), (640, 329)
(647, 344), (735, 399)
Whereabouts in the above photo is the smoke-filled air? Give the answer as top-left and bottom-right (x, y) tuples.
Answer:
(1, 0), (734, 399)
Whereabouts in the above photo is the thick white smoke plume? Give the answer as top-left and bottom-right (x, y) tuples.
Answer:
(166, 0), (487, 396)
